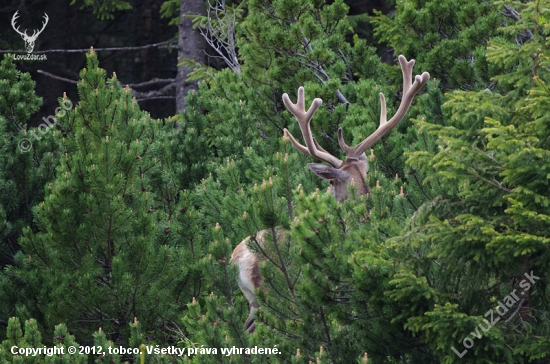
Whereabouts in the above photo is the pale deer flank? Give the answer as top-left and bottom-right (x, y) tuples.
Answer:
(231, 55), (430, 333)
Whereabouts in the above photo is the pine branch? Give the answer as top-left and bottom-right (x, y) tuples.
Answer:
(129, 77), (176, 88)
(505, 298), (525, 323)
(300, 37), (350, 105)
(36, 70), (77, 84)
(38, 70), (175, 88)
(133, 83), (177, 101)
(0, 40), (177, 54)
(36, 69), (176, 101)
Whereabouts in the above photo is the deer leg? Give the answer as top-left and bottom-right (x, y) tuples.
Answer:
(238, 259), (261, 333)
(239, 281), (259, 333)
(232, 239), (262, 333)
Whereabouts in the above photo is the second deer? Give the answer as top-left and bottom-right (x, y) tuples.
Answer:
(231, 55), (430, 333)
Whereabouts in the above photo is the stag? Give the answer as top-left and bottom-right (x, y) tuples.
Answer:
(11, 11), (49, 53)
(231, 55), (430, 333)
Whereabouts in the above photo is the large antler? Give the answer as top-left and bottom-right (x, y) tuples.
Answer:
(32, 13), (49, 39)
(11, 12), (48, 40)
(283, 56), (429, 165)
(338, 55), (430, 158)
(11, 11), (26, 37)
(282, 87), (343, 168)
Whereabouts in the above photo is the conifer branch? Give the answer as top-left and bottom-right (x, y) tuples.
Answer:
(505, 298), (525, 323)
(338, 50), (353, 82)
(132, 83), (176, 101)
(0, 40), (176, 54)
(247, 233), (282, 271)
(37, 70), (175, 88)
(269, 226), (295, 297)
(299, 37), (350, 105)
(36, 70), (78, 84)
(36, 70), (176, 101)
(127, 78), (177, 88)
(500, 5), (534, 44)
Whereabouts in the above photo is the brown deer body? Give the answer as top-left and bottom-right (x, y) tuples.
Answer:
(231, 55), (430, 332)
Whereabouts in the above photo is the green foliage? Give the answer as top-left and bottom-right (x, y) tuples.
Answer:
(5, 0), (550, 363)
(177, 59), (219, 83)
(397, 1), (550, 361)
(176, 0), (550, 362)
(177, 115), (433, 363)
(11, 49), (188, 343)
(0, 317), (87, 363)
(0, 54), (60, 325)
(0, 317), (177, 363)
(280, 152), (431, 362)
(69, 0), (132, 20)
(0, 56), (41, 129)
(373, 0), (501, 90)
(168, 0), (440, 361)
(160, 0), (181, 26)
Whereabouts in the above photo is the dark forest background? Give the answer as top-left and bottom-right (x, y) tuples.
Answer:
(0, 0), (394, 122)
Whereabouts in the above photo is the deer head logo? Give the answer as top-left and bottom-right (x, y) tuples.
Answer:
(11, 11), (49, 54)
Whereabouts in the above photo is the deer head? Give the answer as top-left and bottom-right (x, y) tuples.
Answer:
(233, 55), (430, 334)
(282, 55), (430, 201)
(11, 11), (49, 54)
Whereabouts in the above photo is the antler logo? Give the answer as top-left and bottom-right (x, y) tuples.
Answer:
(11, 11), (49, 53)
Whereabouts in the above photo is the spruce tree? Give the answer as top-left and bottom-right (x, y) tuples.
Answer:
(373, 0), (502, 90)
(390, 1), (550, 361)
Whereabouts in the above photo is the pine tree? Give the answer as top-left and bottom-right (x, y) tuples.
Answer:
(0, 316), (171, 363)
(0, 317), (88, 364)
(0, 54), (60, 326)
(13, 48), (187, 344)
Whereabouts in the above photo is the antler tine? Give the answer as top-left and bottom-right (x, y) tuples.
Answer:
(283, 86), (343, 168)
(339, 55), (430, 158)
(11, 11), (26, 37)
(39, 13), (49, 33)
(30, 13), (49, 39)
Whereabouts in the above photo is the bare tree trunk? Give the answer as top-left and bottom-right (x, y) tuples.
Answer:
(176, 0), (207, 113)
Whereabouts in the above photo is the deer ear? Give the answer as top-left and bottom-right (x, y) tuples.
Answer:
(308, 163), (350, 182)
